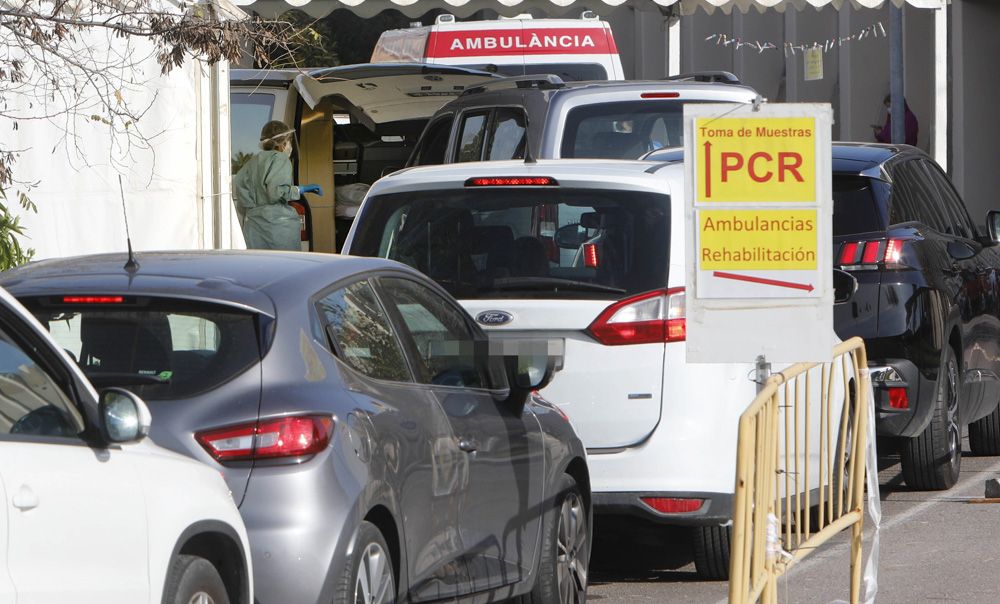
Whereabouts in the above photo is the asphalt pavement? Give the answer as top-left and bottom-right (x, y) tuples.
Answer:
(588, 435), (1000, 603)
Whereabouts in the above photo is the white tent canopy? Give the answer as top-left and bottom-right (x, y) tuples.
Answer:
(233, 0), (944, 19)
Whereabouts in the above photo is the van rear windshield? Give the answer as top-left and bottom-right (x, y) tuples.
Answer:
(24, 298), (261, 400)
(350, 188), (670, 300)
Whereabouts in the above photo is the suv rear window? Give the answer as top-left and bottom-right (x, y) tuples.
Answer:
(833, 175), (888, 235)
(561, 100), (694, 159)
(350, 188), (670, 300)
(24, 298), (261, 400)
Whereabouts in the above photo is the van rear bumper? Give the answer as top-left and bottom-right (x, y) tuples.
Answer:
(593, 491), (732, 527)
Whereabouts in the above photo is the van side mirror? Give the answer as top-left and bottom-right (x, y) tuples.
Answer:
(833, 269), (857, 305)
(986, 210), (1000, 244)
(554, 223), (588, 250)
(99, 388), (151, 443)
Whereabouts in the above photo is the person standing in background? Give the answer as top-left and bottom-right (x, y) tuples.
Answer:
(872, 94), (919, 147)
(234, 120), (323, 250)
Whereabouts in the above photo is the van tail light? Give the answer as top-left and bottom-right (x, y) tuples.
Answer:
(61, 296), (124, 304)
(641, 497), (704, 514)
(640, 92), (680, 99)
(837, 238), (907, 269)
(289, 201), (308, 242)
(196, 415), (334, 463)
(587, 287), (685, 346)
(583, 243), (599, 268)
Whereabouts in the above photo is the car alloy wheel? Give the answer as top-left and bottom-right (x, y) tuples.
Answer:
(556, 489), (588, 604)
(187, 593), (216, 604)
(354, 542), (394, 604)
(945, 359), (960, 467)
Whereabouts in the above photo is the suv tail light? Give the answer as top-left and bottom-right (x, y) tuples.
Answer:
(588, 288), (685, 346)
(837, 238), (907, 269)
(196, 415), (334, 463)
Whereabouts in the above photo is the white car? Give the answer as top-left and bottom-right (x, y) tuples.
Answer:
(0, 287), (251, 604)
(345, 158), (856, 580)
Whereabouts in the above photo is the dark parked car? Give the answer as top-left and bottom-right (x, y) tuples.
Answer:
(647, 141), (1000, 490)
(0, 251), (591, 604)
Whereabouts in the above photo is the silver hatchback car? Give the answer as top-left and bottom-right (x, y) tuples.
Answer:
(1, 251), (590, 604)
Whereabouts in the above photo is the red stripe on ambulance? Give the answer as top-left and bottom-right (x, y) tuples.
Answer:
(426, 28), (613, 58)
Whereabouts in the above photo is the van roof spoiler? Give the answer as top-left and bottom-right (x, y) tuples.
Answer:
(460, 74), (566, 96)
(664, 71), (742, 85)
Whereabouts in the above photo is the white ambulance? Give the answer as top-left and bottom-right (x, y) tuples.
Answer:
(371, 12), (625, 81)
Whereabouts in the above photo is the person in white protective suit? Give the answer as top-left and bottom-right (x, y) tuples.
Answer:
(234, 120), (323, 250)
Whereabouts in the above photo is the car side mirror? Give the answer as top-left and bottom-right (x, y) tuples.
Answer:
(833, 269), (857, 305)
(490, 338), (565, 396)
(554, 223), (588, 250)
(99, 388), (151, 444)
(986, 210), (1000, 244)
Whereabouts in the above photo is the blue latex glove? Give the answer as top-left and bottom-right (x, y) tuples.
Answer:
(300, 184), (323, 196)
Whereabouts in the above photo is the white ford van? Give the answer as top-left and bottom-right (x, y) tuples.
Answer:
(344, 158), (858, 580)
(371, 13), (625, 81)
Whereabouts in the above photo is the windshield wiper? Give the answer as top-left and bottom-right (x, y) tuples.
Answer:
(488, 277), (626, 294)
(84, 371), (169, 388)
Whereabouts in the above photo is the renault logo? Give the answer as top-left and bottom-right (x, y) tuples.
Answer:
(476, 310), (513, 326)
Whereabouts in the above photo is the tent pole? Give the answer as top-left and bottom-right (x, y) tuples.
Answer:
(889, 3), (905, 145)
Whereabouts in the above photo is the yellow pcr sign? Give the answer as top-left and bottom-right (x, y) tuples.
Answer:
(695, 117), (816, 203)
(699, 209), (818, 271)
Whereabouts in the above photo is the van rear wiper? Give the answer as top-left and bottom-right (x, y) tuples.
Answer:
(489, 277), (625, 294)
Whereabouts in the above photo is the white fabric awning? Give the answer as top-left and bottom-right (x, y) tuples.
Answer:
(234, 0), (946, 19)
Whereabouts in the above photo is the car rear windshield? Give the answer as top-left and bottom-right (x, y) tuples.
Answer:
(833, 175), (888, 236)
(23, 297), (261, 400)
(350, 188), (670, 300)
(561, 100), (701, 159)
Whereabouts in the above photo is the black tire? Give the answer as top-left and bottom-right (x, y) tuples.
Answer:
(335, 521), (395, 604)
(692, 525), (730, 581)
(161, 554), (230, 604)
(900, 347), (962, 490)
(969, 403), (1000, 456)
(516, 474), (589, 604)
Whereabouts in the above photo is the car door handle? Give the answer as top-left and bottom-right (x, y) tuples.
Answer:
(12, 485), (38, 511)
(457, 438), (479, 453)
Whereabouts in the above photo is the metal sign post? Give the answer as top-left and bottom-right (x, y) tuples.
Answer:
(684, 103), (834, 364)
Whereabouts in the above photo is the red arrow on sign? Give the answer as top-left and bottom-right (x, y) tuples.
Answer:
(712, 271), (814, 293)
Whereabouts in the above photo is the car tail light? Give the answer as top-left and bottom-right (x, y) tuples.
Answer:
(465, 177), (557, 187)
(588, 287), (685, 346)
(641, 92), (680, 99)
(62, 296), (124, 304)
(888, 387), (909, 410)
(837, 238), (907, 269)
(196, 415), (334, 463)
(584, 243), (599, 268)
(289, 201), (308, 242)
(641, 497), (704, 514)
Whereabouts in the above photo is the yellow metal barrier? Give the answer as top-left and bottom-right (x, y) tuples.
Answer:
(729, 337), (871, 604)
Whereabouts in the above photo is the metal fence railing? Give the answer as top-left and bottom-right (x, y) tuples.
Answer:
(729, 337), (872, 604)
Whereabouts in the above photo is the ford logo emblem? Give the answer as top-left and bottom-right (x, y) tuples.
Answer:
(476, 310), (513, 326)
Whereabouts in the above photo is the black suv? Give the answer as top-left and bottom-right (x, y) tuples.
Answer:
(831, 143), (1000, 490)
(407, 74), (759, 167)
(646, 141), (1000, 490)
